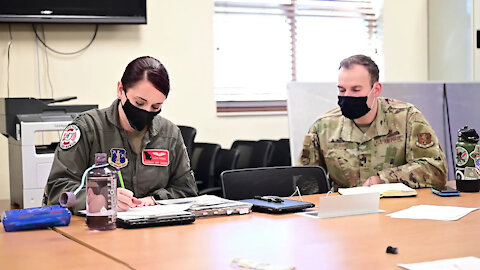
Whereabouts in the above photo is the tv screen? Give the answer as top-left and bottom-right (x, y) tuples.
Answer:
(0, 0), (147, 24)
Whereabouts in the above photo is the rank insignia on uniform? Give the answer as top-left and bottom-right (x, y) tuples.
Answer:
(59, 124), (81, 150)
(108, 148), (128, 168)
(416, 133), (433, 148)
(142, 149), (169, 166)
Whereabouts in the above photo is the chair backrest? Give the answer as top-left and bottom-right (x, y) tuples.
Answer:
(191, 142), (221, 189)
(221, 166), (329, 200)
(178, 125), (197, 160)
(269, 139), (291, 167)
(214, 148), (240, 186)
(231, 140), (273, 169)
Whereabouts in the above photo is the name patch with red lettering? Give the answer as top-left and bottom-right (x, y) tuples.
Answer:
(142, 149), (169, 166)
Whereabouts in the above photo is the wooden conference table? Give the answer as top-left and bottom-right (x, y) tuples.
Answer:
(2, 188), (480, 269)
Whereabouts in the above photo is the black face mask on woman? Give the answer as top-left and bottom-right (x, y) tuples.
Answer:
(122, 98), (161, 131)
(337, 88), (375, 120)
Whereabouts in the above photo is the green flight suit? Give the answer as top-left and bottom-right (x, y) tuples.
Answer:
(299, 98), (447, 189)
(43, 100), (198, 213)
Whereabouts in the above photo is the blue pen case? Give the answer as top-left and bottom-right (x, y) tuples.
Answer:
(2, 205), (71, 232)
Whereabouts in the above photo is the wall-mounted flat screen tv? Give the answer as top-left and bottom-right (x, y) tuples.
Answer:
(0, 0), (147, 24)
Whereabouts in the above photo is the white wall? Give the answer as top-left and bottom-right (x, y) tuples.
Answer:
(0, 0), (429, 200)
(383, 0), (429, 81)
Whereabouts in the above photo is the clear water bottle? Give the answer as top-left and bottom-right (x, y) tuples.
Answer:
(86, 153), (117, 230)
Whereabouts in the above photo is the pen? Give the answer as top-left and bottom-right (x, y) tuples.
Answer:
(117, 169), (125, 189)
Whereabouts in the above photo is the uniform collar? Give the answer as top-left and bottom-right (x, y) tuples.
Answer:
(106, 99), (162, 137)
(340, 98), (389, 143)
(106, 99), (122, 129)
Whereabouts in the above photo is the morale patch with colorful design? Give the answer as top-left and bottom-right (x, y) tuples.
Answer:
(142, 149), (169, 166)
(108, 148), (128, 168)
(455, 146), (469, 166)
(475, 159), (480, 177)
(416, 132), (433, 148)
(59, 124), (81, 150)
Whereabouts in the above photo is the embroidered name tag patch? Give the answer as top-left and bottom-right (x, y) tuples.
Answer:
(142, 149), (169, 166)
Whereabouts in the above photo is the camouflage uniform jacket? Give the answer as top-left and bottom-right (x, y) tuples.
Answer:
(44, 100), (198, 213)
(299, 98), (447, 189)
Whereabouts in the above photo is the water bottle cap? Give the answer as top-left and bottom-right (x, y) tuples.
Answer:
(458, 126), (479, 143)
(95, 153), (108, 165)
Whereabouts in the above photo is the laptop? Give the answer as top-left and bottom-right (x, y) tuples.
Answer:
(240, 198), (315, 214)
(116, 211), (195, 229)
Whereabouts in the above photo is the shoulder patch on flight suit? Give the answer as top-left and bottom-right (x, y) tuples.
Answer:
(59, 124), (81, 150)
(415, 132), (433, 148)
(142, 149), (169, 166)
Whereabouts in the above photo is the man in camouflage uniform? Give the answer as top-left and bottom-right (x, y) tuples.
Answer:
(299, 55), (447, 189)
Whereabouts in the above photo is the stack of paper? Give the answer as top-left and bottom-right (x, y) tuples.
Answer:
(387, 205), (478, 221)
(157, 195), (252, 217)
(338, 183), (417, 197)
(398, 256), (480, 269)
(117, 204), (191, 220)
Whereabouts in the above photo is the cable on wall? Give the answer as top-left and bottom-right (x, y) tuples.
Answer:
(32, 24), (99, 55)
(40, 25), (55, 98)
(6, 24), (13, 97)
(34, 27), (42, 98)
(443, 84), (455, 176)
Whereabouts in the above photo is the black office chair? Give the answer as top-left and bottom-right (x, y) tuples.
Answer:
(269, 139), (291, 167)
(231, 140), (273, 169)
(178, 125), (196, 161)
(199, 148), (240, 197)
(221, 166), (329, 200)
(191, 142), (221, 190)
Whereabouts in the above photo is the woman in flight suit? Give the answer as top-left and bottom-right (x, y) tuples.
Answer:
(43, 56), (198, 213)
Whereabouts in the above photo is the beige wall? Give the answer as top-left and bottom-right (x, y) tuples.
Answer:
(383, 0), (429, 81)
(0, 0), (428, 200)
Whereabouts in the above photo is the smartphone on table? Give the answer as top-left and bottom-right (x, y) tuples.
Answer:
(431, 186), (460, 197)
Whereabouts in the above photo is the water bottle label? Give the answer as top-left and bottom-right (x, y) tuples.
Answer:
(86, 176), (117, 217)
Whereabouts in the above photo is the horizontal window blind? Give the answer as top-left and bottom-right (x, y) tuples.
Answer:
(214, 0), (383, 112)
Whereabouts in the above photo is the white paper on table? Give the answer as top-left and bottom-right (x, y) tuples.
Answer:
(157, 194), (232, 207)
(398, 256), (480, 270)
(338, 183), (415, 196)
(116, 204), (192, 220)
(387, 205), (478, 221)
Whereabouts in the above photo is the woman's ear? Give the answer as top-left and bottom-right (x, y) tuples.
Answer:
(117, 81), (123, 99)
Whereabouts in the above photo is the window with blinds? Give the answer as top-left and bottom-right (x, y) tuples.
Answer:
(214, 0), (383, 113)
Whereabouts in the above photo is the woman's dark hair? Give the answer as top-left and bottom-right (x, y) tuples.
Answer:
(339, 54), (379, 87)
(121, 56), (170, 97)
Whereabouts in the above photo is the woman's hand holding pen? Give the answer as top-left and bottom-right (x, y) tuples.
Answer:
(117, 188), (142, 211)
(133, 197), (157, 207)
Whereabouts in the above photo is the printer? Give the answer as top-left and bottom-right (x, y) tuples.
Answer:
(0, 97), (97, 208)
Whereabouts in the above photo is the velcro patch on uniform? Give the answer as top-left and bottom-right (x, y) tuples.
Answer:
(416, 132), (433, 148)
(142, 149), (169, 166)
(59, 124), (81, 150)
(303, 135), (313, 146)
(108, 148), (129, 169)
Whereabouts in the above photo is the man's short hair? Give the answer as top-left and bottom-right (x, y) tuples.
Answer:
(339, 55), (379, 86)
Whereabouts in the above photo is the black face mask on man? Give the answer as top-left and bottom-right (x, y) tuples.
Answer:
(337, 88), (375, 120)
(122, 97), (161, 131)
